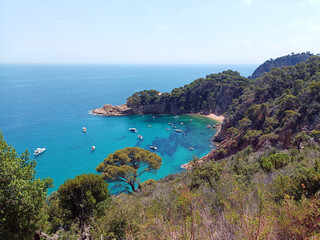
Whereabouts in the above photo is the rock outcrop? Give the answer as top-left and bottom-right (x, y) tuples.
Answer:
(91, 104), (134, 116)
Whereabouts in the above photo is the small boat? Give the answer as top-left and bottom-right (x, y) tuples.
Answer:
(150, 146), (157, 150)
(189, 147), (194, 150)
(174, 115), (179, 119)
(129, 128), (137, 132)
(175, 129), (183, 133)
(138, 135), (143, 140)
(166, 128), (171, 131)
(168, 122), (173, 125)
(34, 148), (46, 156)
(82, 127), (87, 133)
(180, 122), (184, 126)
(91, 146), (96, 151)
(148, 125), (152, 127)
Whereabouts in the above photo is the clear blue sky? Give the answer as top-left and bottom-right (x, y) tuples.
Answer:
(0, 0), (319, 64)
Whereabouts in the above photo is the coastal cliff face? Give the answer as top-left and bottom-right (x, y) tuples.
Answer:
(249, 52), (315, 79)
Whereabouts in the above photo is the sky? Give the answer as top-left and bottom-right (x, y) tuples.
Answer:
(0, 0), (320, 64)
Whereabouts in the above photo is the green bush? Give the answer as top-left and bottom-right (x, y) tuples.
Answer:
(259, 153), (293, 172)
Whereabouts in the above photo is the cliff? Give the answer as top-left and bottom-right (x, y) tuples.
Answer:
(249, 52), (314, 79)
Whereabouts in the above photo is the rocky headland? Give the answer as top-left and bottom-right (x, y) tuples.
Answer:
(91, 104), (134, 116)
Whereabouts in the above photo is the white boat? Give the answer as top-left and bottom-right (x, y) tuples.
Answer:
(129, 128), (137, 132)
(150, 146), (157, 150)
(82, 127), (87, 133)
(180, 122), (184, 125)
(138, 135), (143, 140)
(34, 148), (46, 156)
(166, 128), (171, 131)
(175, 129), (183, 133)
(168, 122), (173, 125)
(91, 146), (96, 151)
(148, 125), (152, 127)
(189, 147), (194, 150)
(174, 115), (179, 119)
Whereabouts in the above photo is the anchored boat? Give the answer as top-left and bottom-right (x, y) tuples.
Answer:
(34, 148), (46, 156)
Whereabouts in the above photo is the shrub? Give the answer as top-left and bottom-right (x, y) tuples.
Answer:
(259, 153), (293, 172)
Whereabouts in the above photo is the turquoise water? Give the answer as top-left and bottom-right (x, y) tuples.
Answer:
(0, 64), (257, 193)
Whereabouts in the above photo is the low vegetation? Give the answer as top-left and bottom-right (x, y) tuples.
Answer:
(49, 146), (320, 239)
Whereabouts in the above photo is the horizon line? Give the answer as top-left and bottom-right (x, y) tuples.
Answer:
(0, 62), (260, 65)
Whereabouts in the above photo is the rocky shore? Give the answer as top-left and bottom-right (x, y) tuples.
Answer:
(91, 104), (134, 116)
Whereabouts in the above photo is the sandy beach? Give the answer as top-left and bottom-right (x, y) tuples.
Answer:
(202, 113), (225, 123)
(189, 113), (225, 123)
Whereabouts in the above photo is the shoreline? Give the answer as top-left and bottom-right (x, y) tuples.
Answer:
(189, 113), (225, 123)
(91, 105), (224, 171)
(181, 113), (224, 170)
(91, 103), (225, 124)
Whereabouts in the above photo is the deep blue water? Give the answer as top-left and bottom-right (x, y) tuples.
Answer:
(0, 64), (257, 193)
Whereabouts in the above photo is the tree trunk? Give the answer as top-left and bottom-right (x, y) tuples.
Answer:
(130, 182), (136, 192)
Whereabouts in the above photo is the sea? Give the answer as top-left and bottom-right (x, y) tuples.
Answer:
(0, 64), (257, 193)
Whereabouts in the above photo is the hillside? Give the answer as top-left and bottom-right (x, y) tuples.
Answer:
(208, 56), (320, 161)
(125, 70), (250, 115)
(248, 52), (315, 79)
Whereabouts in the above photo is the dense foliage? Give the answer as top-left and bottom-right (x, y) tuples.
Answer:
(249, 52), (315, 79)
(210, 56), (320, 160)
(126, 70), (249, 115)
(58, 173), (110, 233)
(96, 147), (162, 192)
(0, 131), (52, 240)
